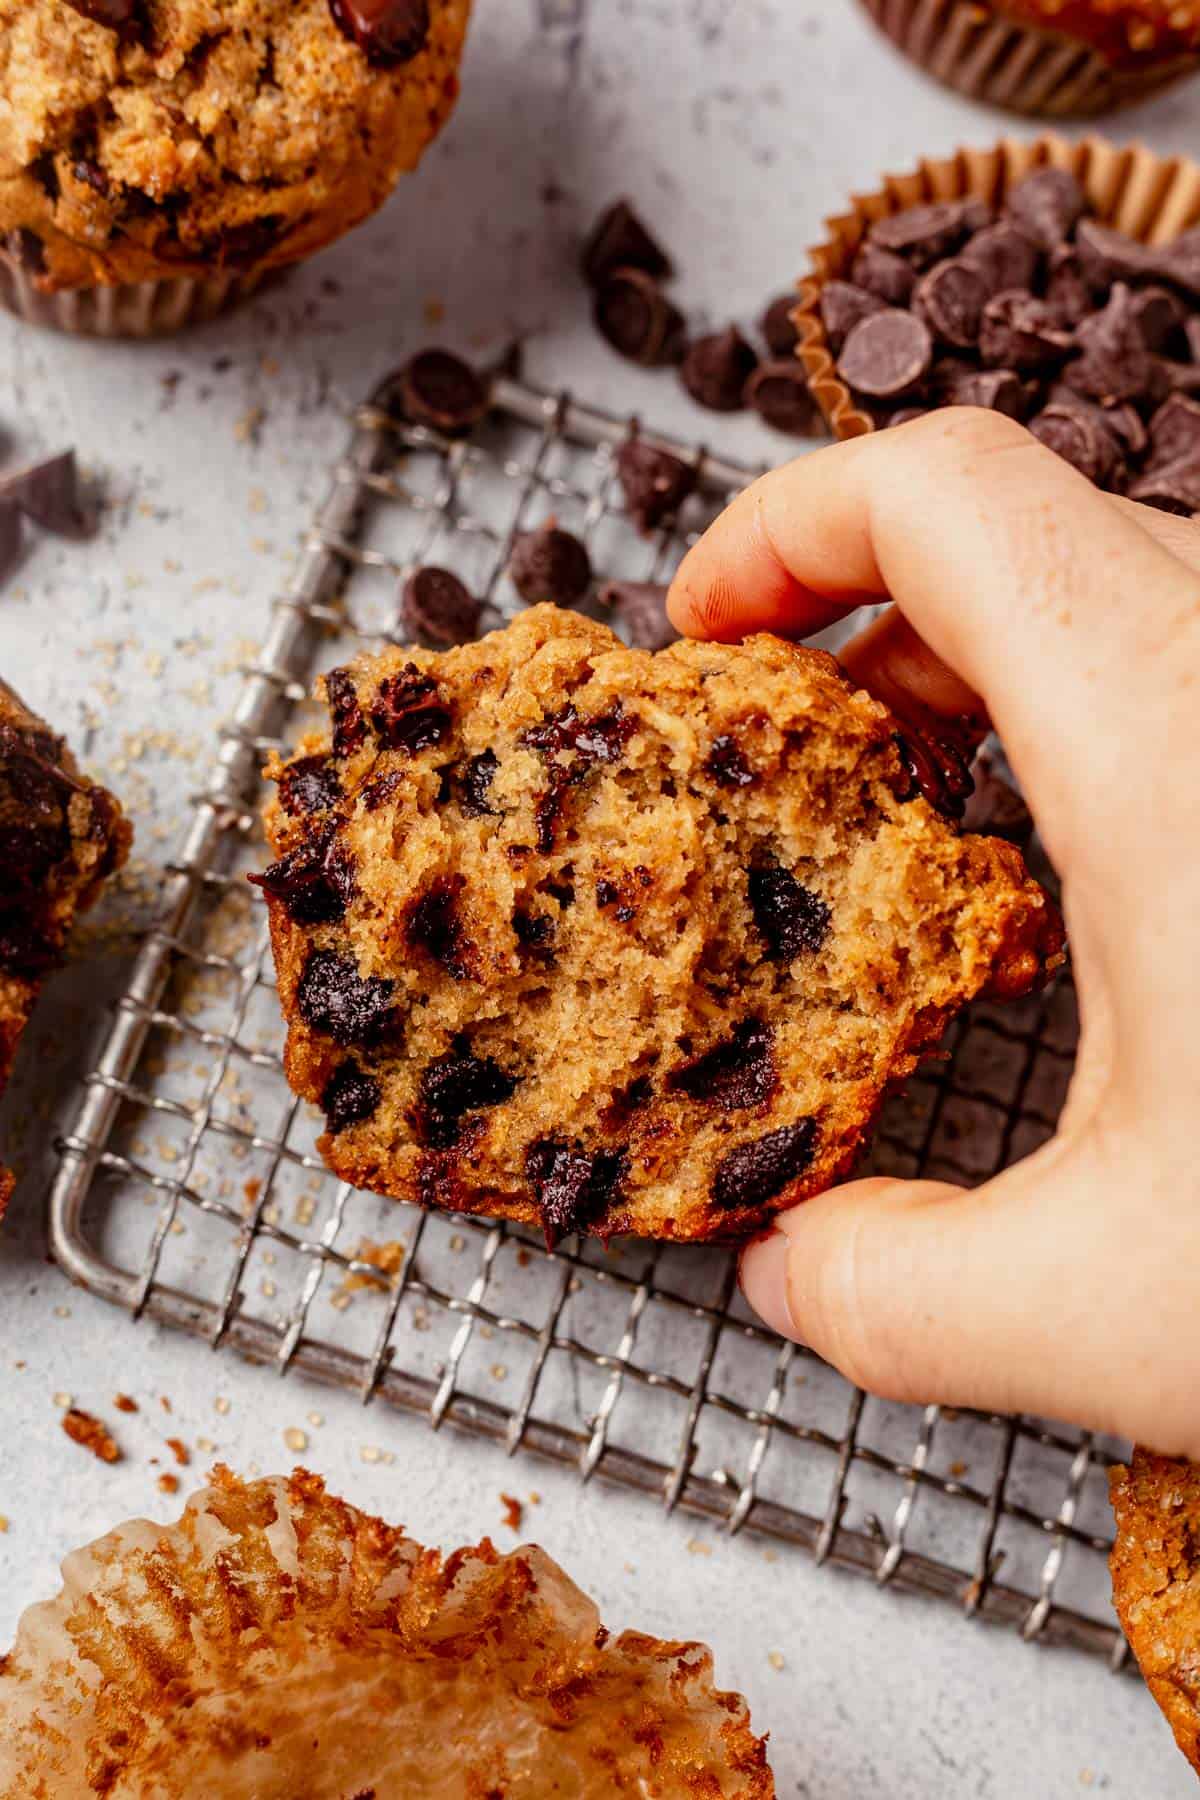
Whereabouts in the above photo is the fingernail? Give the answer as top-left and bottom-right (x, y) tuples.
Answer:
(739, 1229), (799, 1341)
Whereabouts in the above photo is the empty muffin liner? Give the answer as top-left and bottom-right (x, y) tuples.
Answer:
(857, 0), (1200, 118)
(0, 254), (269, 339)
(794, 133), (1200, 442)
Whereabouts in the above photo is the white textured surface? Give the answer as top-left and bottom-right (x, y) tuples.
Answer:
(0, 4), (1197, 1795)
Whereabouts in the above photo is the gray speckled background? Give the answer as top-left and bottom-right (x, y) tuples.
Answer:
(1, 4), (1197, 1794)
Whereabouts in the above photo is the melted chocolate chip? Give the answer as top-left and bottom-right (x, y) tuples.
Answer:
(523, 702), (638, 851)
(407, 874), (476, 981)
(508, 525), (592, 607)
(418, 1048), (517, 1149)
(360, 769), (405, 812)
(712, 1119), (819, 1210)
(401, 565), (481, 647)
(680, 326), (759, 413)
(278, 754), (342, 818)
(370, 665), (451, 753)
(0, 726), (75, 900)
(326, 667), (366, 758)
(327, 0), (430, 66)
(581, 200), (674, 287)
(704, 735), (755, 789)
(73, 158), (110, 198)
(668, 1018), (777, 1111)
(615, 440), (696, 532)
(249, 828), (356, 925)
(893, 732), (975, 821)
(748, 864), (831, 961)
(761, 293), (801, 357)
(64, 0), (137, 26)
(393, 349), (488, 434)
(458, 749), (500, 817)
(4, 230), (46, 276)
(525, 1137), (626, 1245)
(513, 907), (556, 959)
(593, 268), (686, 367)
(321, 1060), (381, 1133)
(296, 950), (395, 1047)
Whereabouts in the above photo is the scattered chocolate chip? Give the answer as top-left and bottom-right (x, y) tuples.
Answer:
(744, 359), (818, 435)
(370, 665), (451, 753)
(525, 1137), (625, 1244)
(712, 1119), (818, 1210)
(296, 949), (395, 1047)
(599, 579), (678, 651)
(1005, 168), (1085, 252)
(1147, 392), (1200, 466)
(458, 749), (500, 817)
(960, 222), (1040, 299)
(249, 828), (356, 925)
(892, 732), (975, 821)
(932, 364), (1025, 417)
(581, 200), (673, 287)
(704, 733), (754, 789)
(667, 1017), (777, 1111)
(407, 874), (476, 981)
(64, 0), (137, 25)
(393, 349), (488, 435)
(850, 242), (916, 307)
(914, 259), (987, 350)
(837, 309), (932, 399)
(615, 439), (696, 532)
(418, 1047), (517, 1149)
(326, 667), (367, 758)
(978, 291), (1073, 372)
(593, 267), (686, 367)
(1029, 405), (1121, 488)
(680, 326), (759, 412)
(327, 0), (430, 65)
(321, 1060), (381, 1133)
(400, 565), (481, 647)
(961, 758), (1034, 847)
(868, 199), (989, 268)
(508, 524), (591, 607)
(277, 754), (341, 818)
(818, 280), (886, 354)
(0, 452), (91, 539)
(748, 864), (831, 961)
(0, 503), (20, 588)
(1064, 284), (1161, 405)
(761, 293), (801, 357)
(1127, 455), (1200, 515)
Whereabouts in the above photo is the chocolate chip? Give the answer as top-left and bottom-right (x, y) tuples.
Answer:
(407, 874), (476, 981)
(1186, 317), (1200, 363)
(761, 293), (800, 357)
(748, 864), (831, 961)
(615, 440), (696, 532)
(892, 732), (975, 821)
(680, 326), (759, 413)
(978, 291), (1073, 372)
(933, 365), (1025, 418)
(599, 579), (678, 651)
(837, 309), (932, 399)
(213, 215), (287, 270)
(913, 259), (987, 350)
(1130, 285), (1189, 356)
(73, 158), (109, 198)
(458, 749), (500, 817)
(668, 1017), (777, 1111)
(277, 754), (341, 818)
(393, 349), (488, 435)
(818, 280), (885, 353)
(0, 452), (91, 539)
(850, 242), (916, 307)
(0, 503), (19, 588)
(960, 222), (1040, 298)
(523, 701), (638, 851)
(401, 566), (481, 647)
(581, 200), (673, 287)
(1005, 168), (1085, 252)
(1029, 405), (1121, 488)
(704, 734), (754, 789)
(296, 949), (395, 1047)
(325, 667), (366, 758)
(513, 907), (555, 959)
(1156, 225), (1200, 301)
(64, 0), (137, 25)
(525, 1137), (625, 1244)
(868, 199), (989, 269)
(593, 268), (686, 367)
(508, 525), (591, 607)
(370, 665), (451, 753)
(1074, 219), (1153, 292)
(1147, 392), (1200, 466)
(1045, 383), (1147, 457)
(744, 360), (818, 436)
(961, 759), (1034, 847)
(327, 0), (430, 65)
(250, 827), (356, 925)
(4, 230), (45, 275)
(1043, 248), (1093, 327)
(321, 1060), (381, 1133)
(712, 1119), (818, 1210)
(418, 1047), (517, 1149)
(1128, 455), (1200, 515)
(1064, 284), (1162, 406)
(884, 407), (929, 428)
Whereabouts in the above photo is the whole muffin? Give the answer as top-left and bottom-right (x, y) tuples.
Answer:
(0, 0), (472, 335)
(858, 0), (1200, 116)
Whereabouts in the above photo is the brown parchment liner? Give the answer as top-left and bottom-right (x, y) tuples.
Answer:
(794, 133), (1200, 443)
(857, 0), (1200, 118)
(0, 257), (269, 340)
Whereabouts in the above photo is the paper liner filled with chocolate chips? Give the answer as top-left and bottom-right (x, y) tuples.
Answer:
(795, 135), (1200, 510)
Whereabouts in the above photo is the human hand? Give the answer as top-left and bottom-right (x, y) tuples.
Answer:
(667, 408), (1200, 1458)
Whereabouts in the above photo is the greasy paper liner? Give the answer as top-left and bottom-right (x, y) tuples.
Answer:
(0, 257), (269, 339)
(858, 0), (1200, 117)
(794, 133), (1200, 442)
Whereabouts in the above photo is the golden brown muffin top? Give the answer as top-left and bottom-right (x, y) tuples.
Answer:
(995, 0), (1200, 65)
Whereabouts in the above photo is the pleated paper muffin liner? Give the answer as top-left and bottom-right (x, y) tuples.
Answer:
(858, 0), (1200, 118)
(0, 254), (270, 340)
(794, 132), (1200, 443)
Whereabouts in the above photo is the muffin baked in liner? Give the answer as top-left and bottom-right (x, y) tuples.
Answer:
(0, 0), (473, 339)
(858, 0), (1200, 117)
(794, 133), (1200, 443)
(1110, 1449), (1200, 1779)
(0, 1467), (775, 1798)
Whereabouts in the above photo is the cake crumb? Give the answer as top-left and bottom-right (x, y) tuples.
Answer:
(335, 1238), (405, 1302)
(214, 1396), (231, 1416)
(113, 1393), (138, 1414)
(283, 1427), (308, 1453)
(166, 1437), (190, 1467)
(686, 1538), (713, 1558)
(500, 1493), (523, 1532)
(196, 1436), (216, 1454)
(307, 1411), (324, 1428)
(157, 1473), (180, 1495)
(52, 1392), (72, 1410)
(949, 1460), (969, 1479)
(361, 1444), (383, 1464)
(768, 1652), (786, 1672)
(0, 1515), (9, 1533)
(62, 1409), (121, 1464)
(516, 1247), (532, 1267)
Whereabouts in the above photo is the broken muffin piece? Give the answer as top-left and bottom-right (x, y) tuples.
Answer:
(0, 677), (131, 1212)
(1110, 1449), (1200, 1780)
(255, 605), (1063, 1244)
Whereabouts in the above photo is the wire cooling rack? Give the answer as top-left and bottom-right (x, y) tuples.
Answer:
(49, 368), (1129, 1672)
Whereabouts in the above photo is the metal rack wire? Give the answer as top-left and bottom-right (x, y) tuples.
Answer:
(49, 369), (1128, 1672)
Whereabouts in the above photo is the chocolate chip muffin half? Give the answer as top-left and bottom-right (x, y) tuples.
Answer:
(0, 0), (472, 334)
(1110, 1449), (1200, 1778)
(255, 606), (1063, 1245)
(0, 678), (131, 1211)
